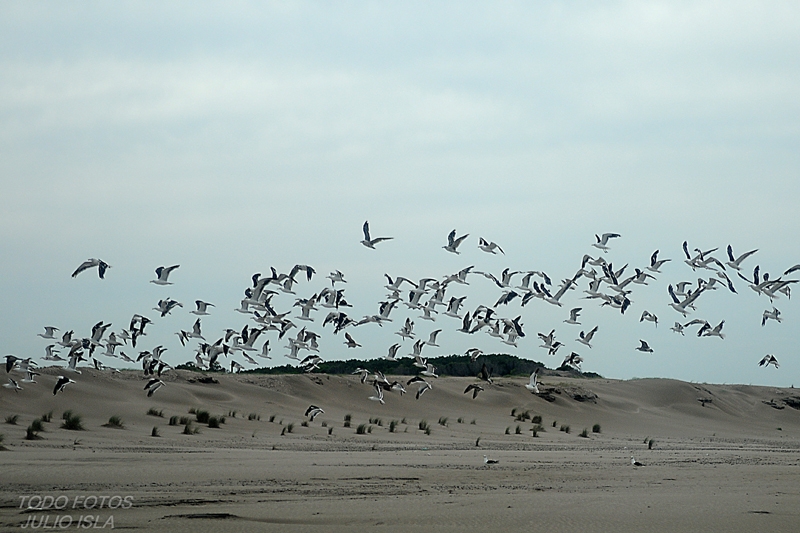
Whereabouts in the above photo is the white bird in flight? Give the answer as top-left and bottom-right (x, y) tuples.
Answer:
(151, 265), (180, 285)
(361, 221), (393, 249)
(443, 229), (469, 254)
(71, 258), (110, 279)
(592, 233), (621, 253)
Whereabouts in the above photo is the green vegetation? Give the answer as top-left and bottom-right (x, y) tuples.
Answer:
(242, 354), (567, 379)
(41, 411), (52, 423)
(147, 408), (164, 417)
(579, 428), (589, 438)
(151, 426), (160, 437)
(560, 425), (570, 434)
(5, 414), (19, 425)
(61, 412), (84, 431)
(356, 423), (368, 434)
(248, 413), (260, 421)
(438, 417), (448, 427)
(592, 424), (601, 433)
(26, 424), (43, 440)
(104, 416), (125, 429)
(389, 420), (398, 433)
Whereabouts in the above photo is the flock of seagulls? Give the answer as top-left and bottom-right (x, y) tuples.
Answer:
(4, 222), (797, 428)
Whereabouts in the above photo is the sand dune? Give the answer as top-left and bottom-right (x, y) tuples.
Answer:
(2, 368), (799, 531)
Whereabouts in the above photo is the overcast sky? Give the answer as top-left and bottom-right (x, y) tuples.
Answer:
(2, 2), (799, 386)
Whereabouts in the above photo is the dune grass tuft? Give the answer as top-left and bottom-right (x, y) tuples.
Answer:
(26, 424), (43, 440)
(146, 408), (164, 418)
(5, 414), (19, 425)
(61, 412), (84, 431)
(151, 426), (160, 437)
(592, 424), (601, 433)
(104, 416), (125, 429)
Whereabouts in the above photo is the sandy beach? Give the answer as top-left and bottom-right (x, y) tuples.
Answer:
(1, 369), (799, 532)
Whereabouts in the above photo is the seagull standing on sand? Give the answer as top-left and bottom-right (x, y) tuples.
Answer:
(483, 455), (499, 465)
(361, 221), (393, 249)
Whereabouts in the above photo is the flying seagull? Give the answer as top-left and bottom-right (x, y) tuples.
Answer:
(38, 326), (59, 339)
(576, 326), (598, 348)
(343, 332), (361, 348)
(443, 229), (469, 254)
(361, 221), (393, 249)
(368, 382), (385, 404)
(72, 259), (110, 279)
(636, 340), (654, 353)
(758, 354), (779, 368)
(725, 245), (758, 271)
(151, 265), (180, 285)
(564, 308), (581, 325)
(592, 233), (621, 253)
(191, 300), (214, 316)
(144, 378), (164, 397)
(305, 405), (324, 421)
(464, 383), (484, 399)
(525, 369), (540, 393)
(478, 238), (504, 255)
(53, 376), (75, 395)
